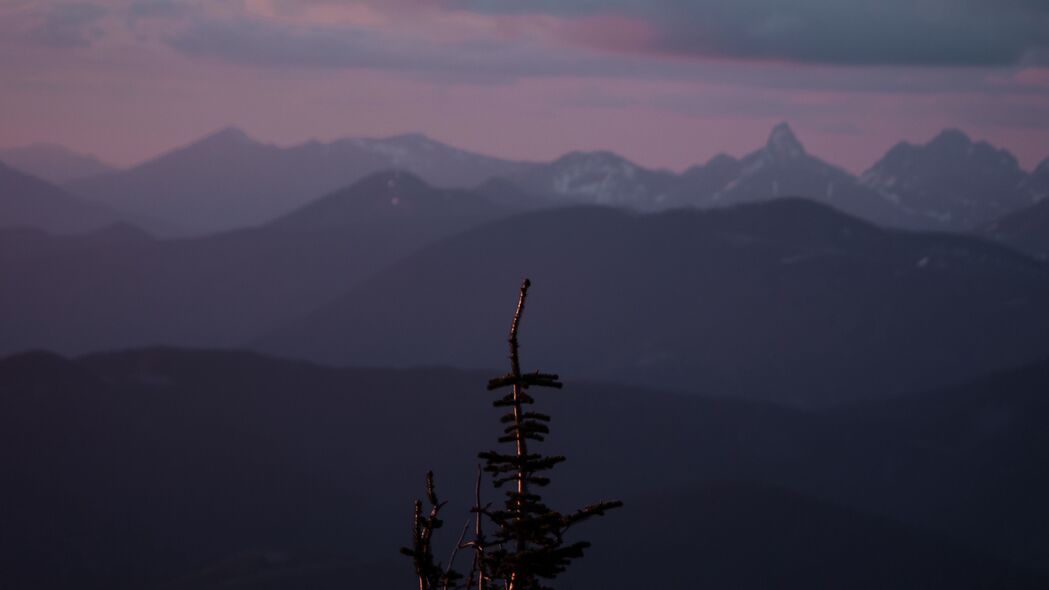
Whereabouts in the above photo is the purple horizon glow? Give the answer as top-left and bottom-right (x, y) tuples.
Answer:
(1, 0), (1047, 174)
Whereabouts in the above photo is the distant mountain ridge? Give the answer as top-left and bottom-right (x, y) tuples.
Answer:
(0, 160), (119, 234)
(401, 123), (1040, 234)
(32, 123), (1044, 237)
(506, 124), (1044, 232)
(0, 171), (526, 356)
(269, 169), (510, 231)
(258, 198), (1049, 405)
(67, 128), (533, 235)
(0, 143), (116, 183)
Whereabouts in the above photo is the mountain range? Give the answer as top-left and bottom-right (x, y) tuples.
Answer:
(0, 143), (116, 183)
(0, 171), (522, 356)
(4, 168), (1048, 404)
(64, 128), (532, 235)
(258, 198), (1049, 404)
(2, 121), (1047, 589)
(0, 160), (118, 234)
(5, 123), (1044, 237)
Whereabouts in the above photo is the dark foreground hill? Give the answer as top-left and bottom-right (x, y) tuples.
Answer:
(2, 347), (1048, 588)
(260, 199), (1049, 405)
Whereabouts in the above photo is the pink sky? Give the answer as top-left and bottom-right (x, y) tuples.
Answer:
(1, 0), (1047, 173)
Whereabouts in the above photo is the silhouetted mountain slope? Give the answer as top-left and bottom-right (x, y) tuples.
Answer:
(0, 143), (116, 183)
(68, 128), (529, 235)
(0, 172), (518, 355)
(663, 152), (743, 207)
(2, 348), (1047, 588)
(0, 160), (118, 234)
(260, 199), (1049, 405)
(983, 187), (1049, 259)
(828, 359), (1049, 570)
(565, 483), (1044, 590)
(269, 170), (508, 231)
(1020, 157), (1049, 203)
(339, 132), (531, 187)
(861, 129), (1030, 230)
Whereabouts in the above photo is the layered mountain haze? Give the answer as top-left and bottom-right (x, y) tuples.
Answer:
(0, 160), (119, 234)
(0, 171), (523, 355)
(270, 170), (511, 231)
(259, 200), (1049, 405)
(67, 128), (531, 236)
(4, 123), (1047, 404)
(0, 143), (117, 184)
(9, 123), (1035, 239)
(7, 1), (1049, 585)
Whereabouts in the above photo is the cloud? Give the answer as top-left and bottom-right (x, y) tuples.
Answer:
(165, 13), (657, 82)
(648, 1), (1049, 66)
(27, 2), (108, 48)
(458, 0), (1049, 67)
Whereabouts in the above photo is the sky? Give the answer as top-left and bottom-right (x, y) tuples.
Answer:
(1, 0), (1047, 173)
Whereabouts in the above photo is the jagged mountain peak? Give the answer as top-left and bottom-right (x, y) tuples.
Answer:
(861, 129), (1029, 230)
(766, 122), (805, 159)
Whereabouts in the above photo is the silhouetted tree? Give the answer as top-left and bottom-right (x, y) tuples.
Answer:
(403, 279), (621, 590)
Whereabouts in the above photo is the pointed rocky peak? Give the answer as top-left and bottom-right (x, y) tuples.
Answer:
(766, 122), (805, 159)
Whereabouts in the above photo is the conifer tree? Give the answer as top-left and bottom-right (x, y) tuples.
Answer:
(403, 278), (621, 590)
